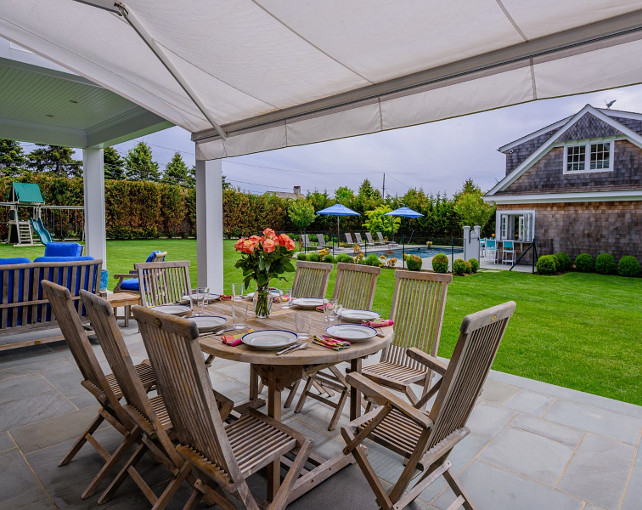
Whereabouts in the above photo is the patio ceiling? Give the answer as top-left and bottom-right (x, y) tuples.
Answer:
(1, 1), (642, 160)
(0, 38), (171, 148)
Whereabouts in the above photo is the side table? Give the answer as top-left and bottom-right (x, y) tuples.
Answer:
(105, 292), (140, 327)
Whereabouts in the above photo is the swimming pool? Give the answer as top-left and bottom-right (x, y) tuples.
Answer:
(367, 246), (463, 259)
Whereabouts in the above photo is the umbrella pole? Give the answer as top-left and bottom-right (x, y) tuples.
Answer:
(402, 233), (405, 269)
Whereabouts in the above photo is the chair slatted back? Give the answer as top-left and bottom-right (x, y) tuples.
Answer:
(316, 234), (326, 248)
(80, 290), (154, 420)
(291, 261), (332, 298)
(376, 232), (386, 244)
(381, 270), (452, 370)
(133, 306), (239, 482)
(301, 234), (311, 249)
(345, 233), (355, 245)
(332, 262), (380, 310)
(354, 233), (364, 245)
(42, 281), (113, 403)
(426, 302), (515, 451)
(136, 261), (191, 307)
(365, 232), (375, 245)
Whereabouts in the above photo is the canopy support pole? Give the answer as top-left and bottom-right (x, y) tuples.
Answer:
(114, 2), (227, 140)
(195, 158), (224, 292)
(82, 146), (106, 264)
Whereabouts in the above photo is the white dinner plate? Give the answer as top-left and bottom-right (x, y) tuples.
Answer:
(244, 289), (281, 300)
(291, 297), (328, 309)
(339, 309), (380, 322)
(241, 330), (298, 350)
(180, 292), (220, 304)
(190, 315), (227, 333)
(150, 304), (191, 316)
(325, 324), (377, 342)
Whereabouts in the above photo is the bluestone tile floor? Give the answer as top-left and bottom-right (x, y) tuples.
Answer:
(1, 322), (640, 510)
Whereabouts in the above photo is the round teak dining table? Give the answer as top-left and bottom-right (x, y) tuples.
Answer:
(199, 299), (392, 504)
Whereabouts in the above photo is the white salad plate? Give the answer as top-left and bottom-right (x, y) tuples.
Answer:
(339, 309), (380, 322)
(190, 315), (227, 333)
(180, 292), (220, 304)
(150, 304), (192, 316)
(244, 289), (281, 300)
(241, 330), (298, 350)
(291, 297), (328, 309)
(325, 324), (376, 342)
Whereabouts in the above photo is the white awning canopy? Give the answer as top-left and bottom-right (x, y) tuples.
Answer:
(2, 0), (642, 159)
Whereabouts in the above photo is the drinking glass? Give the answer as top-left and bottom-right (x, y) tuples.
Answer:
(324, 298), (340, 323)
(232, 283), (244, 301)
(190, 287), (209, 316)
(281, 288), (292, 309)
(295, 313), (312, 340)
(231, 302), (248, 330)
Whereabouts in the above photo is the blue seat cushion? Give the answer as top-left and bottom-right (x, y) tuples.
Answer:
(0, 257), (31, 265)
(34, 256), (94, 263)
(119, 278), (140, 291)
(44, 242), (83, 257)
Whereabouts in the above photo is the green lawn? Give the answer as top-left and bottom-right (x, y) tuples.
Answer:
(2, 239), (641, 406)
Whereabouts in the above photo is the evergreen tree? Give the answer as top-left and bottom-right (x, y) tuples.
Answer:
(28, 144), (82, 177)
(0, 139), (28, 177)
(103, 146), (126, 180)
(124, 141), (160, 181)
(355, 178), (382, 212)
(163, 152), (190, 186)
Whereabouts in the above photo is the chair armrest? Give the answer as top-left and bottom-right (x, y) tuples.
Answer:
(213, 390), (234, 421)
(407, 348), (447, 375)
(113, 271), (136, 281)
(346, 372), (433, 429)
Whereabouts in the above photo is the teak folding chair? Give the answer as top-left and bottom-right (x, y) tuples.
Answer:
(136, 260), (191, 307)
(342, 301), (516, 510)
(362, 270), (452, 407)
(80, 290), (234, 508)
(113, 250), (167, 293)
(290, 260), (332, 298)
(133, 305), (312, 510)
(42, 281), (156, 500)
(294, 262), (380, 430)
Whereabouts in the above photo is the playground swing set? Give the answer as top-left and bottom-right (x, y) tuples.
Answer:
(2, 182), (57, 246)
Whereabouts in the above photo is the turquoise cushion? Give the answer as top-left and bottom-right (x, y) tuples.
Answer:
(120, 278), (140, 291)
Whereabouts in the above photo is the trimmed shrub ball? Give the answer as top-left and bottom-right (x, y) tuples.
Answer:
(617, 256), (641, 277)
(432, 253), (449, 273)
(595, 253), (615, 275)
(297, 252), (307, 260)
(452, 258), (468, 275)
(465, 261), (473, 274)
(335, 253), (354, 263)
(406, 254), (422, 271)
(323, 254), (335, 264)
(468, 258), (479, 273)
(555, 252), (572, 272)
(307, 252), (320, 262)
(536, 255), (557, 275)
(574, 253), (594, 272)
(364, 254), (382, 267)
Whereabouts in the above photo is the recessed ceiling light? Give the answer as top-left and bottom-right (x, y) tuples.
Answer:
(69, 99), (79, 104)
(45, 114), (54, 118)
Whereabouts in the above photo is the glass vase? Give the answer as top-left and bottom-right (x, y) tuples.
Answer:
(253, 286), (273, 318)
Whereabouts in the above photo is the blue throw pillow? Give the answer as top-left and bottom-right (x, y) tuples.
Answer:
(44, 242), (83, 257)
(0, 257), (31, 265)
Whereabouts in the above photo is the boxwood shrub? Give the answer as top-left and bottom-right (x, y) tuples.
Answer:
(595, 253), (615, 275)
(323, 254), (335, 264)
(555, 252), (572, 272)
(406, 254), (422, 271)
(335, 253), (354, 263)
(468, 258), (479, 273)
(452, 258), (468, 275)
(306, 252), (320, 262)
(574, 253), (594, 272)
(536, 255), (557, 275)
(296, 252), (307, 260)
(617, 256), (641, 277)
(364, 254), (382, 267)
(432, 253), (449, 273)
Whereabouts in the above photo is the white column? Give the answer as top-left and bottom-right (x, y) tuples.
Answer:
(195, 158), (224, 292)
(82, 146), (107, 264)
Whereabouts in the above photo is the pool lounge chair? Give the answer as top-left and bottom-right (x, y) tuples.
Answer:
(354, 232), (366, 246)
(345, 232), (357, 246)
(301, 234), (318, 251)
(316, 233), (327, 249)
(366, 232), (384, 246)
(377, 231), (398, 248)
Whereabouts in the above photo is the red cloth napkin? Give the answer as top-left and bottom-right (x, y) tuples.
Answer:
(222, 332), (246, 346)
(363, 319), (394, 328)
(219, 294), (232, 300)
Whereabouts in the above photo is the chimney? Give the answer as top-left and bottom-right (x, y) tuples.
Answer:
(293, 185), (301, 196)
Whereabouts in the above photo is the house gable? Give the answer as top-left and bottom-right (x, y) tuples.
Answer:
(487, 105), (642, 197)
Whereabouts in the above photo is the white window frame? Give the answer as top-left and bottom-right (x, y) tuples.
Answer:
(495, 210), (535, 242)
(563, 138), (615, 175)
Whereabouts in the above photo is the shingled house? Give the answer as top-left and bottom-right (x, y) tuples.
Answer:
(484, 104), (642, 261)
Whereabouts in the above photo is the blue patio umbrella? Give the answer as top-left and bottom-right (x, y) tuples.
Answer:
(316, 203), (360, 255)
(385, 207), (424, 268)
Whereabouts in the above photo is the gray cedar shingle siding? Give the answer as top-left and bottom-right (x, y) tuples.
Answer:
(554, 112), (621, 142)
(500, 140), (642, 195)
(499, 202), (642, 260)
(610, 116), (642, 137)
(504, 129), (558, 176)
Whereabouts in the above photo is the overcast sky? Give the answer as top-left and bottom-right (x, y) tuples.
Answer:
(112, 83), (642, 199)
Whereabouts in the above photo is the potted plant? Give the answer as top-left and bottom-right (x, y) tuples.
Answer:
(234, 229), (296, 318)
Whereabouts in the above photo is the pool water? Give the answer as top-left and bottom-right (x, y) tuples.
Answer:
(370, 246), (463, 259)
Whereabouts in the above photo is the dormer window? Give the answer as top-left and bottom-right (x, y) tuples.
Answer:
(563, 139), (614, 174)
